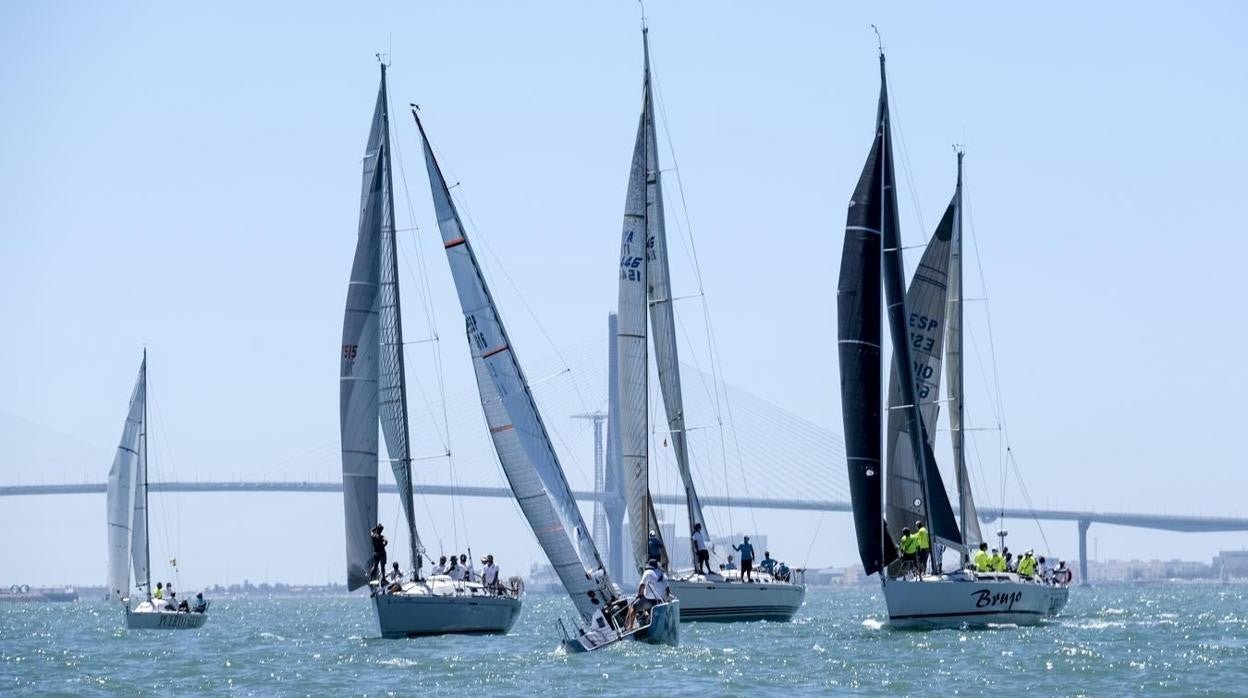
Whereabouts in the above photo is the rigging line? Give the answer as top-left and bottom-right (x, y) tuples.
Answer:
(882, 69), (927, 240)
(650, 52), (758, 537)
(1007, 447), (1052, 554)
(144, 381), (178, 579)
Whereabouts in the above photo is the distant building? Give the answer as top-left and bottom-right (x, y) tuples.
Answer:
(1214, 550), (1248, 577)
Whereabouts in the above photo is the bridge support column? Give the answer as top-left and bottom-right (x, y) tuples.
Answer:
(1077, 518), (1091, 586)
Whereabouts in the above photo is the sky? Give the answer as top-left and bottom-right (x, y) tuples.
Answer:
(2, 2), (1247, 591)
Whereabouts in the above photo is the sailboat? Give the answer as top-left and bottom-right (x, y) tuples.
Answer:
(339, 63), (522, 639)
(615, 27), (805, 622)
(410, 105), (678, 652)
(105, 352), (208, 629)
(836, 51), (1069, 629)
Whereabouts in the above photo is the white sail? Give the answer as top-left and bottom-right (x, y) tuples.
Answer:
(415, 111), (618, 621)
(131, 385), (149, 596)
(106, 359), (144, 601)
(947, 153), (982, 550)
(339, 73), (385, 592)
(639, 31), (709, 561)
(617, 92), (654, 574)
(373, 66), (423, 573)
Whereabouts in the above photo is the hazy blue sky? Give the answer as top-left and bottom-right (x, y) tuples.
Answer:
(2, 2), (1246, 590)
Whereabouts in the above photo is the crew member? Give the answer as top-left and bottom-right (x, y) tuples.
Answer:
(691, 523), (710, 575)
(898, 527), (919, 578)
(758, 551), (777, 576)
(481, 554), (500, 592)
(914, 520), (931, 576)
(974, 542), (992, 572)
(626, 558), (670, 629)
(647, 530), (665, 566)
(369, 524), (388, 583)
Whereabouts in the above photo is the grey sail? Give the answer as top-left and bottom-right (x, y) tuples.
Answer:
(946, 152), (982, 551)
(414, 110), (619, 621)
(616, 63), (657, 575)
(639, 29), (710, 565)
(838, 55), (893, 575)
(339, 71), (386, 592)
(373, 65), (423, 574)
(877, 56), (963, 552)
(106, 359), (144, 600)
(884, 187), (956, 545)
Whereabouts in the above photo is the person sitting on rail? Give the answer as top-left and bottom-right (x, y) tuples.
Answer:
(758, 551), (777, 577)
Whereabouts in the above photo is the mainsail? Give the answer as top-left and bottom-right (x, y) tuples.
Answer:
(373, 65), (423, 574)
(414, 109), (619, 621)
(616, 86), (653, 574)
(639, 29), (710, 567)
(106, 358), (145, 600)
(876, 55), (963, 552)
(339, 70), (385, 592)
(884, 186), (960, 548)
(131, 373), (150, 596)
(946, 152), (982, 550)
(837, 55), (891, 575)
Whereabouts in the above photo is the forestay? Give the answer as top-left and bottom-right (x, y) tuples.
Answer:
(946, 153), (982, 550)
(106, 359), (145, 601)
(414, 110), (619, 621)
(339, 71), (385, 592)
(639, 29), (710, 566)
(372, 65), (423, 574)
(884, 190), (959, 548)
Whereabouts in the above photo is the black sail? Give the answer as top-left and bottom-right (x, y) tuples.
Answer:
(837, 55), (892, 575)
(876, 58), (963, 550)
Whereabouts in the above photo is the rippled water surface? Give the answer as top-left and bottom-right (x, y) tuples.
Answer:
(2, 585), (1246, 695)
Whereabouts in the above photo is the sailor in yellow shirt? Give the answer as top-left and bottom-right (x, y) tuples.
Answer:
(1018, 550), (1037, 579)
(898, 527), (919, 578)
(913, 521), (931, 577)
(153, 582), (164, 600)
(973, 543), (992, 573)
(990, 549), (1006, 572)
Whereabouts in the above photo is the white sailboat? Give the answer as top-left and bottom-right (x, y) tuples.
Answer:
(106, 352), (208, 629)
(835, 51), (1069, 629)
(340, 63), (521, 639)
(410, 105), (678, 652)
(615, 27), (805, 622)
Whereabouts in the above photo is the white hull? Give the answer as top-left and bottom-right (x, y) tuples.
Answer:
(883, 572), (1069, 629)
(561, 599), (680, 653)
(124, 601), (209, 630)
(371, 579), (522, 638)
(668, 573), (805, 622)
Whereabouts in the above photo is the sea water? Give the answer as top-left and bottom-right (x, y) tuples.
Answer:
(2, 585), (1246, 695)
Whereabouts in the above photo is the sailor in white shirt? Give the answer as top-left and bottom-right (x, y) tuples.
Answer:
(431, 555), (448, 576)
(481, 554), (500, 591)
(459, 554), (475, 582)
(626, 558), (670, 628)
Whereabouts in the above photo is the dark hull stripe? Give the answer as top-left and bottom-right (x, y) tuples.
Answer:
(889, 609), (1047, 621)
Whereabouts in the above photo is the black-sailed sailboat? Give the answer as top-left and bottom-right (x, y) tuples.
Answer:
(836, 52), (1069, 628)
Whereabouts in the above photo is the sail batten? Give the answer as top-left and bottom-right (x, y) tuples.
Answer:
(414, 110), (617, 621)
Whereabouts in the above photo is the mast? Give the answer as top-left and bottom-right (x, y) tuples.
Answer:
(140, 350), (152, 595)
(948, 149), (982, 560)
(375, 62), (423, 577)
(638, 27), (710, 569)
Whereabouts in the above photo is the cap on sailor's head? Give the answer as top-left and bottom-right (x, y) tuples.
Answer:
(649, 530), (656, 536)
(646, 558), (659, 568)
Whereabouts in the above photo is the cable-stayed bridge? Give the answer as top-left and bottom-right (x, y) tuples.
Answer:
(5, 332), (1246, 585)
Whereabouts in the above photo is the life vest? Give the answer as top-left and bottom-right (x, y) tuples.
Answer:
(974, 549), (991, 572)
(915, 527), (930, 550)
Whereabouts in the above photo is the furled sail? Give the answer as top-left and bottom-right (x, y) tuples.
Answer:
(339, 70), (386, 592)
(837, 55), (892, 576)
(877, 56), (963, 552)
(884, 189), (957, 545)
(106, 358), (145, 600)
(639, 29), (710, 566)
(616, 68), (657, 575)
(131, 375), (149, 596)
(414, 110), (618, 621)
(946, 152), (982, 550)
(373, 65), (423, 574)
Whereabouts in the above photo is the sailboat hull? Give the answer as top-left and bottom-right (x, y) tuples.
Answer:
(124, 603), (209, 630)
(372, 588), (522, 638)
(667, 575), (804, 622)
(560, 599), (680, 653)
(882, 574), (1069, 629)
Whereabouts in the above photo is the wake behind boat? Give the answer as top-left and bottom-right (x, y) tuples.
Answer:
(106, 353), (209, 630)
(339, 62), (521, 639)
(835, 49), (1068, 630)
(411, 106), (677, 652)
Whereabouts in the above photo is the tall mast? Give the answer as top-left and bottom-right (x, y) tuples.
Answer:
(140, 349), (152, 595)
(953, 151), (967, 565)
